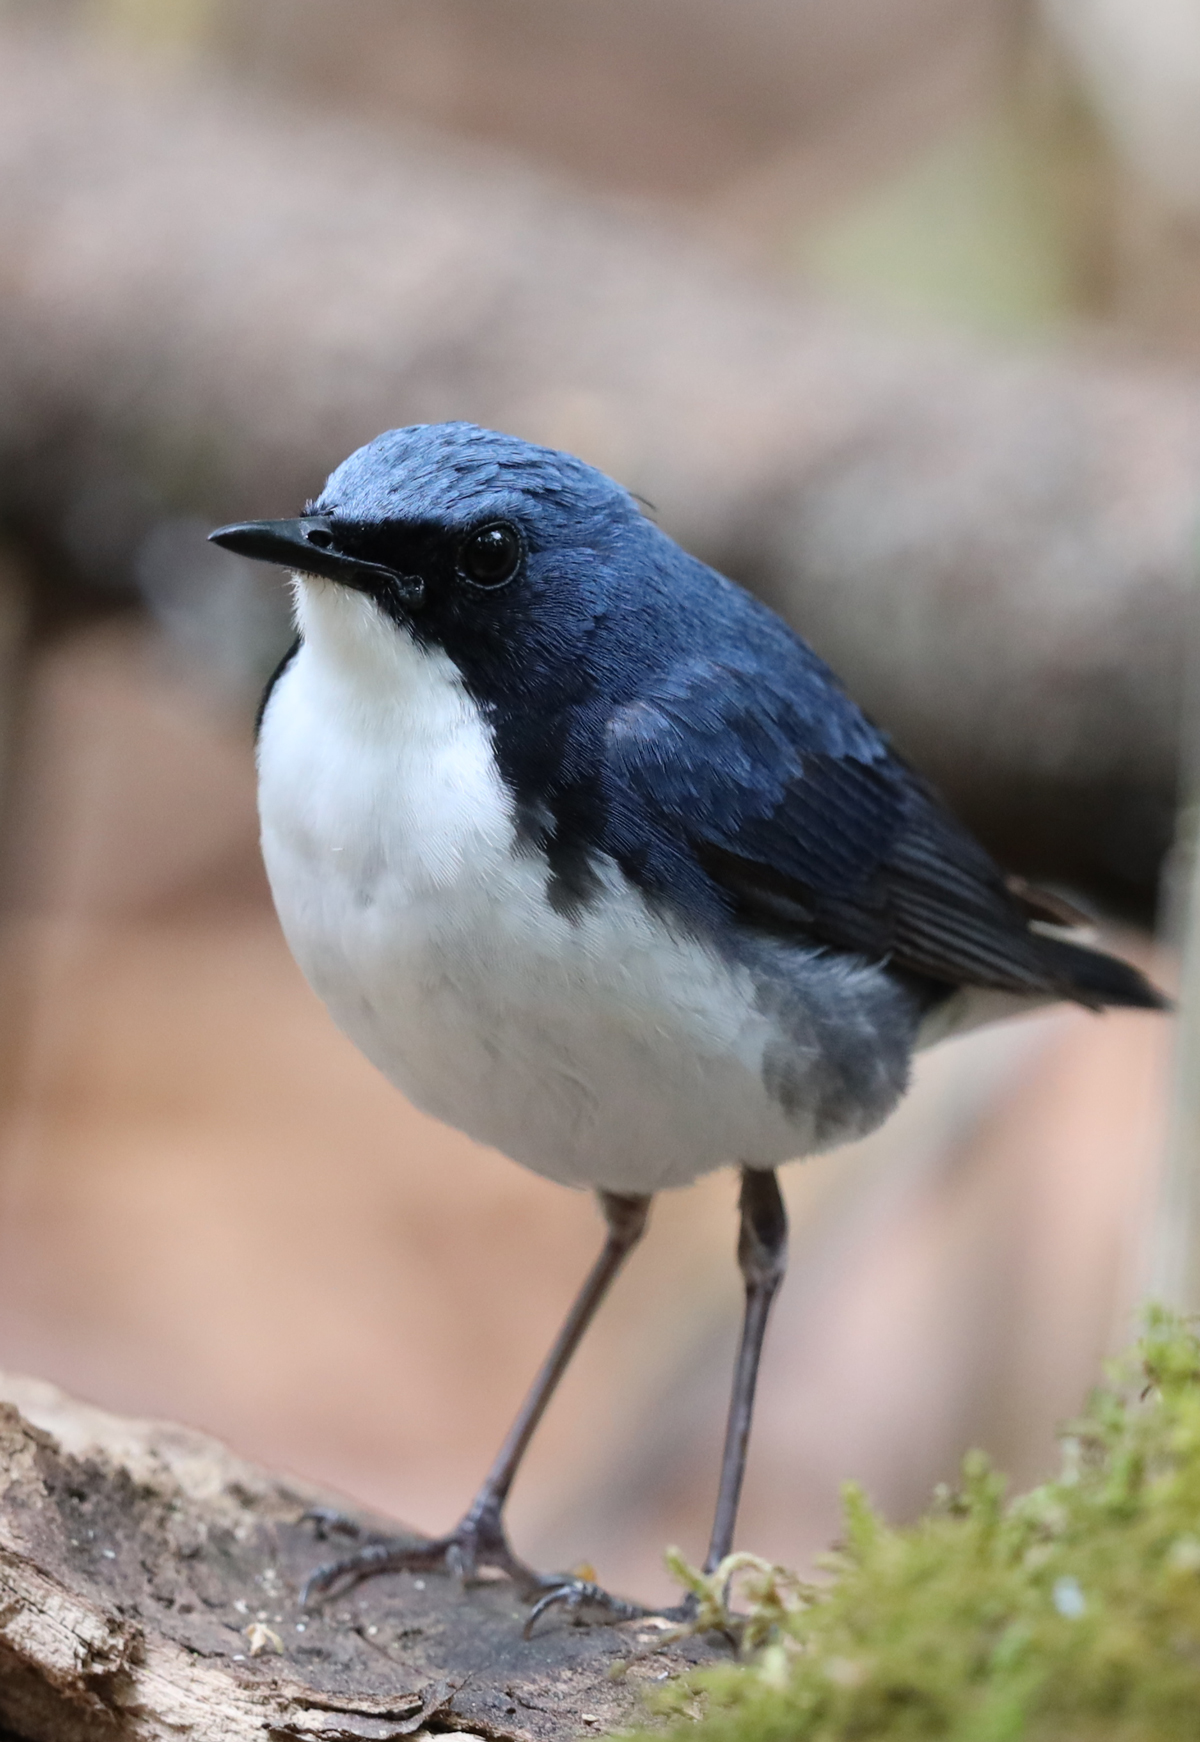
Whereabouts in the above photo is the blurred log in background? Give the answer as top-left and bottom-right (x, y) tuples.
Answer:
(0, 0), (1194, 1610)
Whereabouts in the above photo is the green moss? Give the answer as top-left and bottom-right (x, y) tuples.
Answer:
(633, 1310), (1200, 1742)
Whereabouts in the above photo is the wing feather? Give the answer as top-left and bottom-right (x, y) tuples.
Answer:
(605, 657), (1163, 1011)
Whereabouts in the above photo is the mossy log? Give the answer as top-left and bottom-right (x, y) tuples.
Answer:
(0, 1374), (716, 1742)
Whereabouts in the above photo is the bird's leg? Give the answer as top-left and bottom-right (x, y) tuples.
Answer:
(449, 1190), (651, 1589)
(525, 1169), (789, 1638)
(303, 1190), (652, 1610)
(703, 1167), (788, 1575)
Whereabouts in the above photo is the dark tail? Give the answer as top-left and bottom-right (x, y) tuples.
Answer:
(1034, 934), (1170, 1012)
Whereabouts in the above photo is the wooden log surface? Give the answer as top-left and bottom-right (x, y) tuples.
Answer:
(1, 18), (1198, 906)
(0, 1373), (717, 1742)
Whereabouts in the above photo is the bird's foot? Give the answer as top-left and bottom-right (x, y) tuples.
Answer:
(300, 1503), (646, 1633)
(301, 1498), (533, 1606)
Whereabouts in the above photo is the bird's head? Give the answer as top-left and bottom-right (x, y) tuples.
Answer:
(210, 422), (662, 704)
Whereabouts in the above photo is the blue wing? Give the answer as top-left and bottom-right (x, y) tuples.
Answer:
(602, 649), (1162, 1008)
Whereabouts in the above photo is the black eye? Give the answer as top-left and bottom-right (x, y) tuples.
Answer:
(457, 523), (521, 589)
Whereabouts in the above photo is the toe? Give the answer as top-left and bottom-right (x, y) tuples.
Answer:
(301, 1506), (366, 1542)
(523, 1579), (645, 1639)
(301, 1537), (438, 1606)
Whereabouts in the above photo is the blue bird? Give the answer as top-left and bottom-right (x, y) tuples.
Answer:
(210, 421), (1164, 1631)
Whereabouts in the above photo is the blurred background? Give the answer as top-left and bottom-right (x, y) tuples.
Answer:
(0, 0), (1196, 1606)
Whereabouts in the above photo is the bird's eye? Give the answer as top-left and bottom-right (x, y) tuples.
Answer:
(457, 523), (521, 589)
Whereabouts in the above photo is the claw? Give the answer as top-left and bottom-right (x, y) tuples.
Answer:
(523, 1578), (646, 1639)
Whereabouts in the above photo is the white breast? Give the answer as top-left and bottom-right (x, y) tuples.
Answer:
(256, 582), (905, 1195)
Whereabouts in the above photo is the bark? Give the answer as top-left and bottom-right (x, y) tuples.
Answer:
(1, 19), (1198, 905)
(0, 1372), (716, 1742)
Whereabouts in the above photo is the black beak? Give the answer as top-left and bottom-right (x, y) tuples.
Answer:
(208, 516), (423, 608)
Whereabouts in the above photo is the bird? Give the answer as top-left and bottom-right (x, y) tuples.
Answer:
(210, 420), (1165, 1632)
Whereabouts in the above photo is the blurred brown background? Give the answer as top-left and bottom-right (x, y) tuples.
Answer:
(0, 0), (1194, 1607)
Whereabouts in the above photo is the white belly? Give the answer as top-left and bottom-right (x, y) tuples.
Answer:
(256, 587), (904, 1194)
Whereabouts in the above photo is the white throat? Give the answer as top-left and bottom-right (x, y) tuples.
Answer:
(264, 575), (514, 898)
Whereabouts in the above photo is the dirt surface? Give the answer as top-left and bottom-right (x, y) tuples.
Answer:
(0, 1375), (720, 1742)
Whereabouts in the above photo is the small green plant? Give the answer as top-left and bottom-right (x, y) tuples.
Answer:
(633, 1308), (1200, 1741)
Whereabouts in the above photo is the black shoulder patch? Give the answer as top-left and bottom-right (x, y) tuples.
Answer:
(255, 636), (301, 740)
